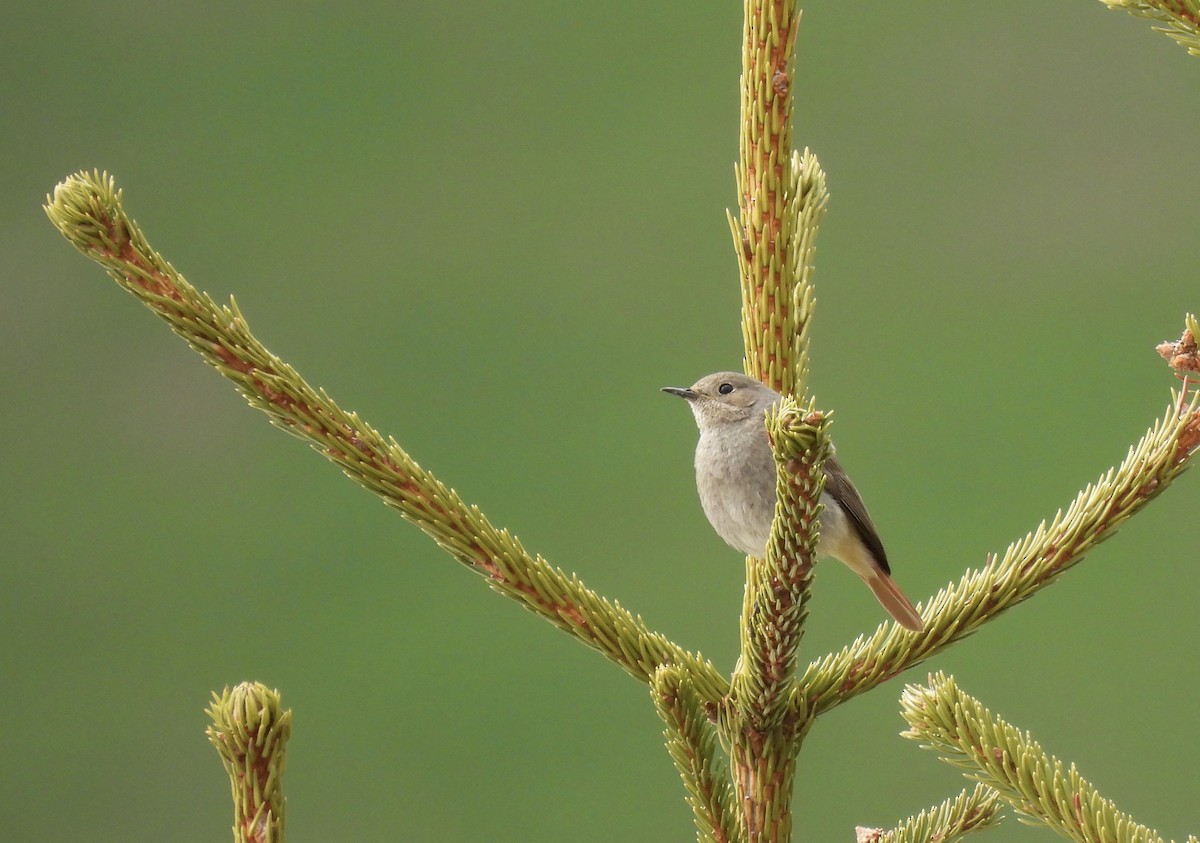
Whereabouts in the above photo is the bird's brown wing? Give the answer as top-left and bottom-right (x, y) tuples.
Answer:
(822, 454), (891, 575)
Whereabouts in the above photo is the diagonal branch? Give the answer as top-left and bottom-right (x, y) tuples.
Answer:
(860, 784), (1004, 843)
(901, 673), (1199, 843)
(651, 666), (737, 843)
(1100, 0), (1200, 56)
(44, 170), (729, 699)
(798, 391), (1200, 716)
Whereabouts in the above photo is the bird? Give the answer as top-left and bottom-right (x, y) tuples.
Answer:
(662, 371), (924, 632)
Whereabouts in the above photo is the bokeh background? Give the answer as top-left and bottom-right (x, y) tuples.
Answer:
(3, 2), (1197, 840)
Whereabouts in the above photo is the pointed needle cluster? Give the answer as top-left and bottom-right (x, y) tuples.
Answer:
(1101, 0), (1200, 55)
(730, 400), (829, 728)
(901, 673), (1199, 843)
(862, 784), (1004, 843)
(205, 683), (291, 843)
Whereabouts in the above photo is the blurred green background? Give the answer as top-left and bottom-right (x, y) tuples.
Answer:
(2, 2), (1197, 840)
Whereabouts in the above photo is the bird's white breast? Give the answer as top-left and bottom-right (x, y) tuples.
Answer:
(694, 419), (852, 562)
(693, 421), (777, 556)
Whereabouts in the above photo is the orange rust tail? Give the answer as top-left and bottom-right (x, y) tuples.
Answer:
(863, 572), (924, 632)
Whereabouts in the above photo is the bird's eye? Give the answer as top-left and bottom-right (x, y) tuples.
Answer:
(718, 382), (734, 395)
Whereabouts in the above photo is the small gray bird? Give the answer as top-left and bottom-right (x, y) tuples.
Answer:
(663, 372), (924, 632)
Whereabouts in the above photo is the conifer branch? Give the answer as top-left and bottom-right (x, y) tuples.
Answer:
(1101, 0), (1200, 56)
(731, 147), (827, 397)
(732, 0), (826, 399)
(721, 3), (828, 840)
(206, 683), (292, 843)
(721, 401), (825, 841)
(725, 721), (804, 843)
(798, 389), (1200, 716)
(651, 666), (737, 843)
(43, 171), (729, 699)
(900, 673), (1199, 843)
(45, 0), (1200, 832)
(729, 399), (829, 729)
(856, 784), (1004, 843)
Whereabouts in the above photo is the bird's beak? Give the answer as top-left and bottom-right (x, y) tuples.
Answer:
(661, 386), (697, 400)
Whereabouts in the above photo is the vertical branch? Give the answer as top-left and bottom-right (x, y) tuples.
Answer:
(724, 401), (826, 841)
(782, 149), (828, 397)
(729, 401), (829, 726)
(206, 683), (291, 843)
(732, 0), (799, 393)
(727, 723), (805, 843)
(724, 2), (828, 840)
(730, 0), (827, 398)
